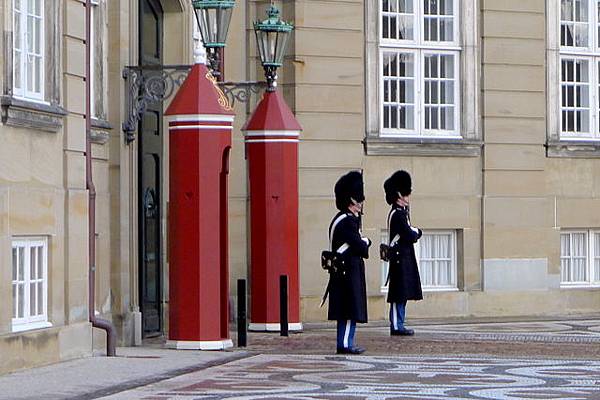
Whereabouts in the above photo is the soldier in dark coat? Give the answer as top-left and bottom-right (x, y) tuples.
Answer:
(326, 171), (371, 354)
(383, 170), (423, 336)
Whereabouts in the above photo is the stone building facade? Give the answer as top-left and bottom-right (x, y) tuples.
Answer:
(1, 0), (600, 374)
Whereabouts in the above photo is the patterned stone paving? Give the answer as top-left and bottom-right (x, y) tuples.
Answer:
(392, 320), (600, 343)
(103, 354), (600, 400)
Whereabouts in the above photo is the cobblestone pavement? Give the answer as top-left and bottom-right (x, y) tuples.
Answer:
(242, 319), (600, 359)
(98, 319), (600, 400)
(102, 354), (600, 400)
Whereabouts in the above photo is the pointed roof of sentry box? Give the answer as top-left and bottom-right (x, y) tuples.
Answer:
(242, 90), (302, 131)
(165, 63), (235, 116)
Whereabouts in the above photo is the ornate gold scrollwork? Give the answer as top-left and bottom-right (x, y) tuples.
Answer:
(206, 71), (233, 111)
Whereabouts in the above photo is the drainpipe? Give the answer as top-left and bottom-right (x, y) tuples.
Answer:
(86, 0), (116, 356)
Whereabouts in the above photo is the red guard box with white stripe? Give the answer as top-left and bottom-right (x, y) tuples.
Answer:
(165, 63), (234, 350)
(243, 90), (303, 332)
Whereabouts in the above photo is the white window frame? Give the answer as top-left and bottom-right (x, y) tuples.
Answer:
(90, 0), (97, 117)
(551, 0), (600, 140)
(559, 56), (593, 137)
(378, 0), (461, 138)
(12, 0), (45, 102)
(380, 229), (458, 293)
(560, 229), (600, 287)
(11, 237), (51, 332)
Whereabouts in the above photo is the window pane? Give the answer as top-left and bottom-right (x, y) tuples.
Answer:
(12, 284), (17, 319)
(18, 247), (25, 281)
(561, 234), (570, 257)
(18, 284), (24, 318)
(13, 8), (22, 91)
(34, 56), (41, 94)
(573, 233), (587, 256)
(37, 283), (43, 316)
(30, 282), (36, 316)
(424, 0), (454, 42)
(424, 54), (456, 131)
(14, 10), (21, 50)
(38, 246), (43, 280)
(438, 260), (451, 285)
(419, 233), (455, 288)
(12, 247), (18, 281)
(30, 246), (37, 280)
(594, 233), (600, 282)
(382, 0), (414, 40)
(421, 260), (433, 286)
(383, 52), (415, 131)
(560, 58), (590, 135)
(561, 0), (589, 47)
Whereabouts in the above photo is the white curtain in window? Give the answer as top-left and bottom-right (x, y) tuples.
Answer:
(595, 233), (600, 282)
(421, 234), (433, 286)
(419, 233), (453, 287)
(572, 232), (587, 282)
(436, 234), (451, 286)
(560, 233), (571, 282)
(561, 0), (589, 47)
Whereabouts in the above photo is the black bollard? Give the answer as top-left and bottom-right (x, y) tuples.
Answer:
(237, 279), (247, 347)
(280, 275), (289, 337)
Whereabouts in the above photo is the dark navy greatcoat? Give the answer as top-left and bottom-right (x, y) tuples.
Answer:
(327, 211), (370, 323)
(386, 205), (423, 303)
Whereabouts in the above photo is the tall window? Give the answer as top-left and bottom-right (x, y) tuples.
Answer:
(381, 229), (457, 292)
(559, 0), (600, 139)
(12, 0), (45, 101)
(380, 0), (460, 137)
(91, 0), (97, 117)
(12, 238), (50, 332)
(560, 230), (600, 286)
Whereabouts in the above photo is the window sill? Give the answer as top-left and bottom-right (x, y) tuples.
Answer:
(422, 287), (460, 293)
(546, 140), (600, 158)
(91, 118), (112, 145)
(0, 96), (67, 133)
(11, 321), (53, 333)
(365, 136), (482, 157)
(559, 284), (600, 289)
(380, 286), (459, 294)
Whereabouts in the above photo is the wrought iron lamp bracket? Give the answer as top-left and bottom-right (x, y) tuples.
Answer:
(122, 64), (266, 144)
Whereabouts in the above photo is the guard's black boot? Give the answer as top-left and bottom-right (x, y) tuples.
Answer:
(391, 328), (414, 336)
(336, 346), (365, 354)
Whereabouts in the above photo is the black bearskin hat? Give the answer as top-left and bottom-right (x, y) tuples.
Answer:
(383, 170), (412, 205)
(334, 171), (365, 210)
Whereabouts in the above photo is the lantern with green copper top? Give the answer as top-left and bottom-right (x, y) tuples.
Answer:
(253, 4), (294, 91)
(192, 0), (235, 75)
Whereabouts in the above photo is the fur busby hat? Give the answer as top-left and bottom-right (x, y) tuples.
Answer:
(383, 170), (412, 205)
(334, 171), (365, 210)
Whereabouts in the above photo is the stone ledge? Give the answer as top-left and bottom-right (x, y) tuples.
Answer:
(546, 140), (600, 158)
(0, 96), (67, 133)
(91, 118), (112, 145)
(365, 136), (483, 157)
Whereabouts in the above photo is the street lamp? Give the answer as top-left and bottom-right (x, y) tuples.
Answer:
(123, 1), (295, 141)
(192, 0), (235, 76)
(253, 4), (294, 91)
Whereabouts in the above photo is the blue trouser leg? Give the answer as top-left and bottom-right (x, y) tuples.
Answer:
(348, 320), (357, 348)
(337, 320), (357, 349)
(390, 301), (407, 330)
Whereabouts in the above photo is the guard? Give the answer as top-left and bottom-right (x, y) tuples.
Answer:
(323, 171), (371, 354)
(383, 170), (423, 336)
